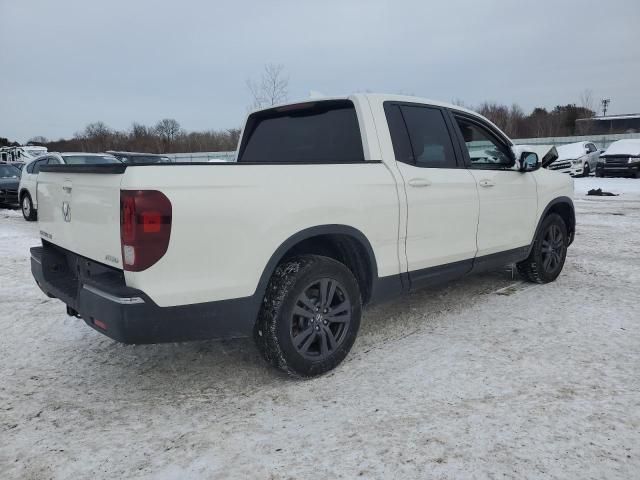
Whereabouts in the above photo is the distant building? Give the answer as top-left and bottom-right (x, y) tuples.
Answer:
(576, 113), (640, 135)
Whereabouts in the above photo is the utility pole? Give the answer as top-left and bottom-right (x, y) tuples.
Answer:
(601, 98), (610, 117)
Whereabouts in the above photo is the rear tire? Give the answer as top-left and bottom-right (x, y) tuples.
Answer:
(517, 213), (568, 284)
(254, 255), (362, 377)
(21, 193), (36, 221)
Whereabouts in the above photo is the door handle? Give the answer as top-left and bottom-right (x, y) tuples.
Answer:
(479, 179), (495, 188)
(408, 178), (432, 188)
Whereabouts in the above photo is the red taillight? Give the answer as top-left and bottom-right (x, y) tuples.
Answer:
(120, 190), (172, 271)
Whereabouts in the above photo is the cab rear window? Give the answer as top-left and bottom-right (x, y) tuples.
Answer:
(238, 100), (364, 163)
(62, 155), (120, 165)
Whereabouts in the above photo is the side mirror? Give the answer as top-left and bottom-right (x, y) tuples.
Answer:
(518, 152), (540, 172)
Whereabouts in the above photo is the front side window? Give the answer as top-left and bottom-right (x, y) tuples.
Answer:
(384, 104), (457, 168)
(586, 143), (597, 153)
(454, 117), (513, 169)
(238, 100), (364, 163)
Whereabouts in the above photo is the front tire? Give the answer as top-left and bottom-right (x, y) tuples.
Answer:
(517, 213), (568, 284)
(583, 163), (590, 177)
(21, 193), (36, 221)
(255, 255), (362, 377)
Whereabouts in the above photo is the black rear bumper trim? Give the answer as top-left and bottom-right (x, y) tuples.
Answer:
(30, 245), (258, 344)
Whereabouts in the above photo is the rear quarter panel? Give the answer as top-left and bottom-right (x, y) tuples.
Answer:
(121, 163), (400, 307)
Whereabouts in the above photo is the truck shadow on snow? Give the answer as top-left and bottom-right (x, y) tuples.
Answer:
(69, 269), (518, 390)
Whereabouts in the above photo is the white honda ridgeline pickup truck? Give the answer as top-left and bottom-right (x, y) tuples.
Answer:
(31, 94), (574, 376)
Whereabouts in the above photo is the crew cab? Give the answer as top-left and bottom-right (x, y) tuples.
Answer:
(19, 152), (120, 221)
(30, 95), (575, 377)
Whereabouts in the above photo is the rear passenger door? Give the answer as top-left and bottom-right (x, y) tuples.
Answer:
(449, 113), (538, 257)
(384, 103), (479, 287)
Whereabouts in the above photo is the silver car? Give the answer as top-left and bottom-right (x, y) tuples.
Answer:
(553, 141), (600, 177)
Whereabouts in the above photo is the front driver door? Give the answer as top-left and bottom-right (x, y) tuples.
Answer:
(449, 113), (538, 257)
(385, 103), (479, 287)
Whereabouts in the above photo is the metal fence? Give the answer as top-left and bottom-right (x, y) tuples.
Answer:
(166, 151), (235, 163)
(512, 132), (640, 150)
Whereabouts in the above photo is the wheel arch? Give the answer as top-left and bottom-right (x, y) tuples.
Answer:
(254, 225), (379, 306)
(19, 187), (35, 207)
(531, 196), (575, 251)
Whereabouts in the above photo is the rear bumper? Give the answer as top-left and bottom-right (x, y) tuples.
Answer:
(0, 189), (19, 205)
(30, 244), (257, 344)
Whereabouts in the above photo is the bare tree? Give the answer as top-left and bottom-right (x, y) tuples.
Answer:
(247, 63), (289, 109)
(579, 89), (595, 116)
(154, 118), (181, 150)
(27, 136), (48, 145)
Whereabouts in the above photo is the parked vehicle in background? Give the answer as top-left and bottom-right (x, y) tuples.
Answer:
(596, 139), (640, 178)
(0, 163), (22, 207)
(30, 94), (575, 377)
(19, 152), (120, 221)
(553, 141), (600, 177)
(106, 151), (172, 164)
(0, 146), (47, 164)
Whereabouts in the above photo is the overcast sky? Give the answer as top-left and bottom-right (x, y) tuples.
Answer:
(1, 0), (639, 143)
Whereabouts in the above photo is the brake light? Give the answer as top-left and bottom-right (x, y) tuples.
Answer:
(120, 190), (172, 271)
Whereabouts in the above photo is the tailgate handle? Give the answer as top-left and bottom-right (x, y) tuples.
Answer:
(62, 180), (72, 194)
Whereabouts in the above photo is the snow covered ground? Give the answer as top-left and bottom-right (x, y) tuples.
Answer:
(1, 177), (639, 479)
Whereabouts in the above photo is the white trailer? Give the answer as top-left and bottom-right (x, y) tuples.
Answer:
(0, 146), (47, 163)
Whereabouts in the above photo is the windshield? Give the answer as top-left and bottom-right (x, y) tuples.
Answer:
(62, 155), (120, 165)
(0, 164), (21, 178)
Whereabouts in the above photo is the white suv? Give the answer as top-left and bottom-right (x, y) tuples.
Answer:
(19, 152), (119, 221)
(549, 141), (600, 177)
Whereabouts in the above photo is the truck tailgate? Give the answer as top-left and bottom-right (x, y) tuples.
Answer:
(37, 170), (124, 269)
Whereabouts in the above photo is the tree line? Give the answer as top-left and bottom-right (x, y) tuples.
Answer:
(10, 101), (596, 154)
(471, 102), (596, 139)
(16, 120), (241, 154)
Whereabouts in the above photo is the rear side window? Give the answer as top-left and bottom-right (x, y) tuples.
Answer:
(385, 104), (457, 168)
(32, 158), (48, 174)
(238, 100), (364, 163)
